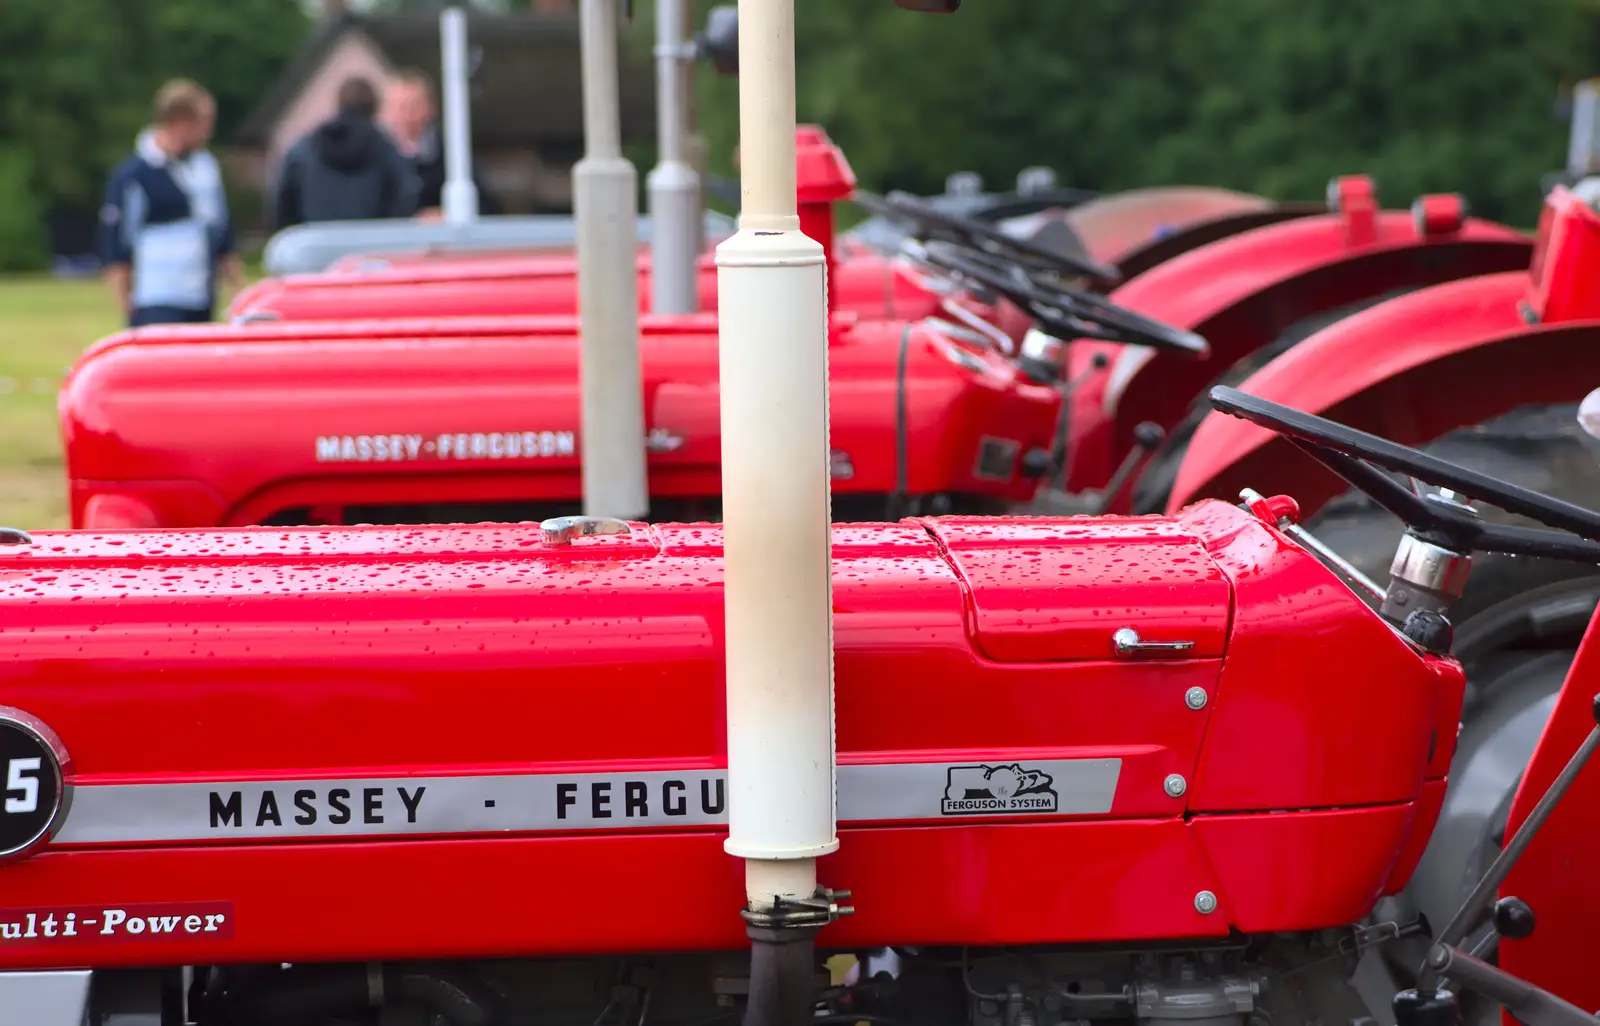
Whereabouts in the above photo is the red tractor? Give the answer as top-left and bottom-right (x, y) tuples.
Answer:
(60, 310), (1077, 528)
(1164, 184), (1600, 521)
(298, 181), (1319, 302)
(235, 117), (1337, 330)
(226, 127), (1130, 330)
(947, 178), (1530, 510)
(5, 387), (1600, 1026)
(21, 0), (1600, 1016)
(1139, 186), (1600, 991)
(62, 175), (1531, 532)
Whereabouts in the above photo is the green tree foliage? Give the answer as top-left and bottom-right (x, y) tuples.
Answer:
(687, 0), (1600, 226)
(0, 148), (48, 273)
(0, 0), (1596, 268)
(0, 0), (308, 269)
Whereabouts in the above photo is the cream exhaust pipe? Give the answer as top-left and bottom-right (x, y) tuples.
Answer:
(718, 0), (836, 908)
(724, 4), (956, 1025)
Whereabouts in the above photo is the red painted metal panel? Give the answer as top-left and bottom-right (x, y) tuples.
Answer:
(1381, 779), (1448, 896)
(1499, 611), (1600, 1023)
(1182, 502), (1452, 811)
(926, 516), (1230, 661)
(0, 821), (1230, 968)
(63, 320), (1061, 528)
(0, 505), (1438, 966)
(232, 250), (944, 325)
(1060, 214), (1529, 494)
(1166, 274), (1600, 518)
(1192, 803), (1415, 931)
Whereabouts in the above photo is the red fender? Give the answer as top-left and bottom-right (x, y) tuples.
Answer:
(1163, 272), (1600, 517)
(1062, 186), (1279, 264)
(1061, 209), (1531, 493)
(1113, 203), (1326, 282)
(1497, 607), (1600, 1022)
(1168, 187), (1600, 517)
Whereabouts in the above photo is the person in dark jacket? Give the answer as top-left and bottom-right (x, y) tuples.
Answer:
(99, 78), (244, 327)
(381, 68), (501, 218)
(271, 76), (419, 228)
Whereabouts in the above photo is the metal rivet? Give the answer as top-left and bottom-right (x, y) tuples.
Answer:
(1163, 774), (1187, 797)
(1194, 890), (1218, 914)
(1184, 686), (1208, 710)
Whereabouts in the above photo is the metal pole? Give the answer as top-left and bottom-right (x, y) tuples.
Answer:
(718, 0), (836, 914)
(682, 0), (707, 255)
(575, 0), (648, 518)
(439, 5), (480, 225)
(1569, 79), (1600, 177)
(648, 0), (701, 313)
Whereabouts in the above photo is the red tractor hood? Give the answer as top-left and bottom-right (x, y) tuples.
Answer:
(0, 502), (1458, 964)
(77, 312), (723, 364)
(231, 247), (948, 326)
(62, 318), (1060, 528)
(325, 244), (655, 274)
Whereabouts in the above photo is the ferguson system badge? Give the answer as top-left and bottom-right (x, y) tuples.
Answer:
(0, 707), (72, 861)
(942, 763), (1058, 815)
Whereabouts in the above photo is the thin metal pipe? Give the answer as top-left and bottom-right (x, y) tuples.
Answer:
(438, 6), (479, 225)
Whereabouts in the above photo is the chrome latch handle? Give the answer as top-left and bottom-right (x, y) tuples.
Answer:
(540, 516), (633, 547)
(1112, 627), (1195, 658)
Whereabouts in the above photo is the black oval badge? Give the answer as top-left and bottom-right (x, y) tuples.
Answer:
(0, 707), (71, 861)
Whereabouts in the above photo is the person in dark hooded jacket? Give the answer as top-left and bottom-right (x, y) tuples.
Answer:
(271, 76), (419, 228)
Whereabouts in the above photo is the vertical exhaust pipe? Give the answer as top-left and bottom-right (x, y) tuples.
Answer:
(721, 3), (954, 1022)
(718, 0), (842, 1023)
(575, 0), (648, 518)
(438, 5), (480, 226)
(649, 0), (701, 314)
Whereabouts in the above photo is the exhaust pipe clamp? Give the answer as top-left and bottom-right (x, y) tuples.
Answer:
(740, 887), (854, 930)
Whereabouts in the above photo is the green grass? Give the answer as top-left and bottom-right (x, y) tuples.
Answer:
(0, 276), (123, 530)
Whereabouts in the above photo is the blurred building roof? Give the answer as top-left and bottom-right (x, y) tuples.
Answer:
(236, 7), (655, 148)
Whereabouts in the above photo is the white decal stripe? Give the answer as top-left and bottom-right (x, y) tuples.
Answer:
(51, 759), (1120, 845)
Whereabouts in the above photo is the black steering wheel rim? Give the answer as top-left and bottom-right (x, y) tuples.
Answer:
(921, 240), (1209, 358)
(1209, 386), (1600, 562)
(969, 188), (1100, 223)
(861, 188), (1121, 284)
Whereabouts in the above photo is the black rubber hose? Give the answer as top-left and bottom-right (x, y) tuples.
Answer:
(745, 926), (822, 1026)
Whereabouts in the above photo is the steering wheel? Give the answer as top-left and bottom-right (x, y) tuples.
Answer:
(919, 239), (1210, 357)
(854, 188), (1121, 284)
(1210, 386), (1600, 563)
(967, 188), (1099, 224)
